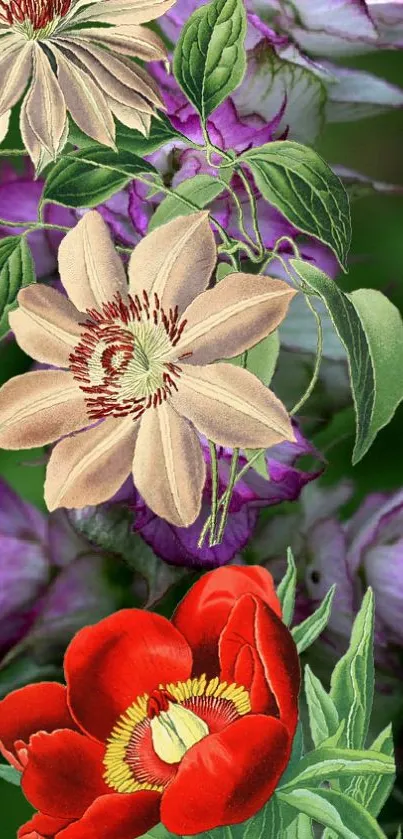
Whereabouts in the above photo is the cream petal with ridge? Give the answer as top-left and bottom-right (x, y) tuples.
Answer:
(128, 213), (216, 315)
(45, 415), (139, 511)
(58, 211), (128, 312)
(132, 403), (206, 527)
(106, 97), (151, 133)
(170, 363), (295, 449)
(51, 45), (116, 148)
(24, 44), (67, 160)
(71, 0), (176, 26)
(9, 285), (83, 367)
(76, 24), (167, 61)
(0, 41), (32, 115)
(175, 274), (296, 365)
(0, 370), (89, 449)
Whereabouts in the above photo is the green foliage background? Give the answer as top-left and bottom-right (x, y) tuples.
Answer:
(0, 49), (403, 835)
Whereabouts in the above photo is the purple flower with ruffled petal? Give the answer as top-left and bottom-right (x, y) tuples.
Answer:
(0, 479), (132, 667)
(129, 421), (320, 568)
(259, 481), (403, 675)
(158, 0), (403, 144)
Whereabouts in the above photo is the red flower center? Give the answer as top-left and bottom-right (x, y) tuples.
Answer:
(69, 291), (189, 421)
(0, 0), (71, 29)
(104, 675), (251, 793)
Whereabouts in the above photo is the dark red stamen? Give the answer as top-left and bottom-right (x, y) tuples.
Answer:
(0, 0), (71, 27)
(147, 689), (177, 720)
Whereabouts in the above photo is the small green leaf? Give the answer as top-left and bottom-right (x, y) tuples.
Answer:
(285, 814), (314, 838)
(0, 764), (21, 786)
(277, 788), (387, 839)
(44, 147), (156, 208)
(277, 547), (297, 627)
(242, 141), (351, 269)
(304, 664), (339, 747)
(330, 589), (374, 750)
(279, 747), (395, 791)
(343, 725), (395, 817)
(0, 236), (36, 337)
(290, 260), (403, 463)
(292, 585), (336, 653)
(148, 174), (226, 231)
(216, 262), (233, 281)
(173, 0), (247, 122)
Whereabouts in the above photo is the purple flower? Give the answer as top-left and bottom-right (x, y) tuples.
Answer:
(0, 162), (74, 279)
(129, 422), (321, 568)
(0, 479), (130, 668)
(260, 481), (403, 675)
(158, 0), (403, 144)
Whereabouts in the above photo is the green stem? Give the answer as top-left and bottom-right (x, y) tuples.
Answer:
(0, 217), (71, 233)
(0, 149), (28, 157)
(207, 440), (220, 546)
(235, 165), (265, 259)
(289, 293), (323, 416)
(213, 448), (239, 545)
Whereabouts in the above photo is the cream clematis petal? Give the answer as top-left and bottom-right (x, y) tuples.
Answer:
(71, 0), (176, 26)
(0, 109), (10, 143)
(23, 44), (67, 160)
(106, 97), (151, 134)
(175, 274), (297, 365)
(128, 212), (216, 315)
(58, 211), (128, 312)
(51, 44), (116, 148)
(0, 41), (32, 115)
(75, 24), (167, 61)
(170, 363), (295, 449)
(45, 415), (139, 511)
(54, 38), (162, 111)
(132, 403), (206, 527)
(9, 285), (83, 367)
(0, 370), (89, 449)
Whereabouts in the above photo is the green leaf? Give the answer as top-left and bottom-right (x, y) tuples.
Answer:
(279, 747), (395, 790)
(0, 764), (21, 786)
(277, 547), (297, 627)
(0, 236), (36, 338)
(343, 725), (395, 817)
(292, 585), (336, 653)
(173, 0), (247, 122)
(329, 588), (374, 750)
(68, 113), (184, 155)
(216, 262), (233, 281)
(285, 814), (314, 838)
(68, 505), (189, 608)
(43, 147), (156, 208)
(238, 140), (351, 268)
(277, 788), (387, 839)
(242, 141), (351, 269)
(148, 173), (226, 231)
(304, 664), (339, 747)
(290, 260), (403, 463)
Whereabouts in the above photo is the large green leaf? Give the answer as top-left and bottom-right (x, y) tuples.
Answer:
(277, 788), (387, 839)
(173, 0), (247, 122)
(329, 588), (374, 750)
(276, 547), (297, 627)
(148, 174), (227, 231)
(292, 585), (335, 653)
(286, 814), (314, 838)
(242, 142), (351, 269)
(304, 665), (339, 748)
(290, 260), (403, 463)
(43, 147), (156, 208)
(0, 764), (21, 786)
(68, 114), (184, 155)
(279, 747), (395, 790)
(343, 725), (395, 817)
(0, 236), (36, 338)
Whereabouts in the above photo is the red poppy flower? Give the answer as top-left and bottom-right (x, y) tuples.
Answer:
(0, 566), (300, 839)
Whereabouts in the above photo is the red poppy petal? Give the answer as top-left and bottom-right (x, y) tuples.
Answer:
(64, 609), (193, 742)
(18, 813), (72, 838)
(22, 730), (109, 819)
(219, 594), (300, 732)
(57, 792), (161, 839)
(161, 715), (290, 834)
(0, 683), (78, 769)
(172, 566), (281, 676)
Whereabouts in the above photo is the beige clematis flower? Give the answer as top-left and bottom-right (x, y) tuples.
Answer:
(0, 107), (10, 142)
(0, 0), (174, 168)
(0, 211), (297, 526)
